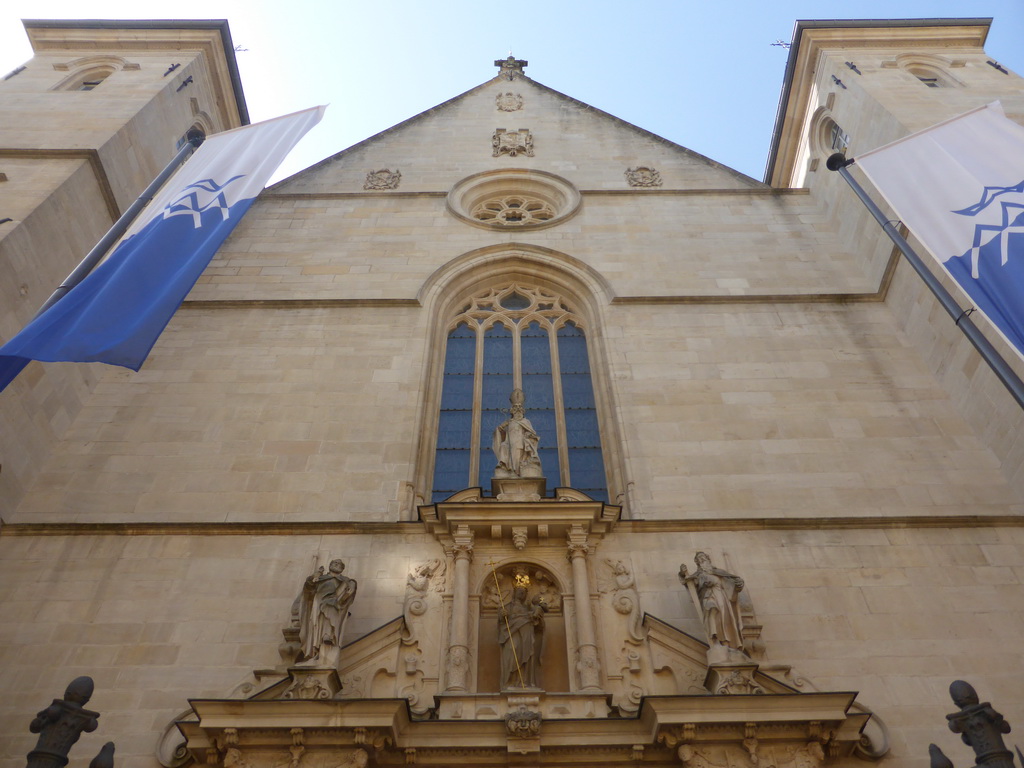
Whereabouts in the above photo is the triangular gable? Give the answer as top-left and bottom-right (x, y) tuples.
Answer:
(270, 72), (763, 194)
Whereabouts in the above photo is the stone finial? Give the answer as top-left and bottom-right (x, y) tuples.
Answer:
(27, 677), (114, 768)
(495, 55), (528, 80)
(929, 680), (1017, 768)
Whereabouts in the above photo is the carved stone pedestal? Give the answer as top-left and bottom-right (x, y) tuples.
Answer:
(282, 668), (342, 700)
(491, 476), (546, 502)
(705, 661), (765, 696)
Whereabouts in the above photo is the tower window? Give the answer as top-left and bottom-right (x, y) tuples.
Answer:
(917, 76), (940, 88)
(830, 123), (849, 153)
(431, 284), (608, 502)
(78, 79), (103, 91)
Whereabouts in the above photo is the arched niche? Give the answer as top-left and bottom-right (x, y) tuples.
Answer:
(475, 562), (569, 693)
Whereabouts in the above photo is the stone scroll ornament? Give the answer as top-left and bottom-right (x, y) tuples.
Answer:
(929, 680), (1023, 768)
(27, 677), (115, 768)
(295, 558), (357, 669)
(604, 559), (645, 644)
(401, 558), (444, 645)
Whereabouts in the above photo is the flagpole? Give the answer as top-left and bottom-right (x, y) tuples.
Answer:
(34, 127), (206, 317)
(827, 152), (1024, 412)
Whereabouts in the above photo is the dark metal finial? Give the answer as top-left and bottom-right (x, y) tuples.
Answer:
(27, 677), (104, 768)
(933, 680), (1016, 768)
(185, 127), (206, 148)
(89, 742), (115, 768)
(929, 743), (955, 768)
(826, 153), (854, 172)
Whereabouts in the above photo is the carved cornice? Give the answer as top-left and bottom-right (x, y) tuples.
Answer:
(179, 690), (871, 765)
(8, 513), (1020, 539)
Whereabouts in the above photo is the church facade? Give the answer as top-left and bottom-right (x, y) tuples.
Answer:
(1, 17), (1024, 768)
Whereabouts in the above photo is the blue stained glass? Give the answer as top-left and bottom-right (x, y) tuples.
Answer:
(501, 292), (531, 310)
(568, 447), (607, 501)
(564, 409), (601, 447)
(482, 373), (514, 410)
(440, 374), (474, 411)
(538, 446), (559, 482)
(483, 324), (513, 374)
(477, 407), (506, 488)
(557, 323), (591, 374)
(521, 322), (552, 374)
(444, 324), (476, 374)
(432, 448), (471, 501)
(522, 374), (555, 409)
(560, 373), (596, 409)
(437, 410), (473, 449)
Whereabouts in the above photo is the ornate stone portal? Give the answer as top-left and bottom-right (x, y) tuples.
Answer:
(173, 499), (887, 768)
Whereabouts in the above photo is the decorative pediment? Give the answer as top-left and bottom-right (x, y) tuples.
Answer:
(171, 496), (886, 766)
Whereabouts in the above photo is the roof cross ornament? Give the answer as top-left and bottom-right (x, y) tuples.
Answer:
(495, 55), (528, 80)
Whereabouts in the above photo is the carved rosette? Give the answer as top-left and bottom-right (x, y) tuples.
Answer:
(624, 166), (662, 187)
(492, 129), (534, 158)
(363, 169), (401, 190)
(496, 92), (523, 112)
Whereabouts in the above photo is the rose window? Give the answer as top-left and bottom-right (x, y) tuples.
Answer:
(471, 195), (556, 226)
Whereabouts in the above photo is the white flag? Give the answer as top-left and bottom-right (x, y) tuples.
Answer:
(0, 106), (325, 390)
(856, 102), (1024, 358)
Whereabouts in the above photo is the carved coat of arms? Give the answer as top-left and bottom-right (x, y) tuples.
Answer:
(363, 169), (401, 190)
(625, 166), (663, 187)
(492, 128), (534, 158)
(496, 92), (523, 112)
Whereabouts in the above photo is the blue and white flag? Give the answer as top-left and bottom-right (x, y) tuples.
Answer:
(0, 105), (325, 391)
(856, 102), (1024, 358)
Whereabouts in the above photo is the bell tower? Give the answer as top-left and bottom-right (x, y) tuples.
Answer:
(0, 20), (247, 517)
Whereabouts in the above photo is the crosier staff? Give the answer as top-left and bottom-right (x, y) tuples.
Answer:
(487, 559), (526, 689)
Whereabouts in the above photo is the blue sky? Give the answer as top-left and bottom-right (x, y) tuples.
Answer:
(1, 1), (1021, 183)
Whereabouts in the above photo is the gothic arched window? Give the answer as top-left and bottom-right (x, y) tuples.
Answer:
(431, 284), (607, 502)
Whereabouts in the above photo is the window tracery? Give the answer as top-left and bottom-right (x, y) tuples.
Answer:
(470, 195), (555, 226)
(432, 284), (607, 503)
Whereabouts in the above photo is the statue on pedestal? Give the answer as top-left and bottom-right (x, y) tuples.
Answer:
(297, 559), (357, 669)
(679, 552), (746, 655)
(499, 586), (546, 689)
(493, 389), (542, 479)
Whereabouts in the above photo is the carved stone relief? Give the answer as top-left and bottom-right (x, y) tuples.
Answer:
(600, 559), (645, 644)
(494, 56), (527, 80)
(505, 704), (541, 737)
(677, 742), (824, 768)
(492, 128), (534, 158)
(624, 166), (662, 187)
(363, 169), (401, 190)
(496, 92), (523, 111)
(401, 559), (445, 645)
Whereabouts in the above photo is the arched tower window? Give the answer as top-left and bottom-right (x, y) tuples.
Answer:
(894, 54), (962, 89)
(432, 283), (607, 502)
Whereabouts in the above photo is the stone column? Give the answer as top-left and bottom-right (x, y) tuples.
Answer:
(567, 525), (601, 691)
(445, 525), (474, 691)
